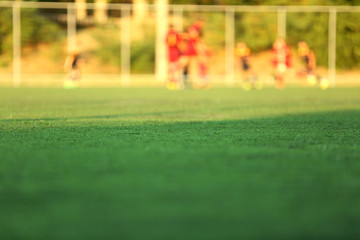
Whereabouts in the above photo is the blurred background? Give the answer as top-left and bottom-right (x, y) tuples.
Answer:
(0, 0), (359, 87)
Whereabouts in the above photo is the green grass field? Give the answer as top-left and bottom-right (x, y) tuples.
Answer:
(1, 87), (360, 239)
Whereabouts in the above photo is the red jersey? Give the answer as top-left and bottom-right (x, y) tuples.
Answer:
(186, 26), (200, 57)
(166, 29), (180, 62)
(273, 45), (291, 68)
(177, 33), (189, 56)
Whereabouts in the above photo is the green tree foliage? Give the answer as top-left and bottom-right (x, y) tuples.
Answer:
(92, 23), (156, 73)
(336, 12), (360, 69)
(235, 12), (277, 51)
(287, 12), (329, 67)
(0, 8), (12, 55)
(20, 9), (63, 46)
(131, 39), (155, 74)
(92, 25), (122, 67)
(0, 7), (63, 55)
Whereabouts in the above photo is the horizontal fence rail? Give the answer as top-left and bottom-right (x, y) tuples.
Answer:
(1, 1), (360, 12)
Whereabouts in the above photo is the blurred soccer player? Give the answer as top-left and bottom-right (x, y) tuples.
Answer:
(165, 24), (181, 90)
(196, 39), (212, 89)
(178, 32), (190, 89)
(235, 42), (260, 90)
(272, 38), (291, 89)
(298, 41), (329, 89)
(186, 20), (203, 87)
(64, 50), (83, 89)
(192, 19), (204, 37)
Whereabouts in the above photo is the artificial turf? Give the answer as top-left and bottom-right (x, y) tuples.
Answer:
(1, 87), (360, 240)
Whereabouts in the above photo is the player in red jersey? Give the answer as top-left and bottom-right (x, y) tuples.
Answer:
(196, 38), (212, 89)
(165, 25), (181, 90)
(186, 20), (203, 87)
(177, 32), (190, 89)
(187, 20), (203, 57)
(272, 38), (291, 89)
(192, 20), (204, 35)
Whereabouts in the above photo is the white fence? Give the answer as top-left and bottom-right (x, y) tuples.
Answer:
(1, 1), (360, 87)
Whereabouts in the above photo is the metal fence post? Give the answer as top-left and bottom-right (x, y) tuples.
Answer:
(13, 1), (21, 87)
(155, 0), (168, 82)
(328, 8), (337, 87)
(277, 7), (286, 39)
(121, 5), (131, 85)
(225, 7), (235, 86)
(67, 3), (77, 53)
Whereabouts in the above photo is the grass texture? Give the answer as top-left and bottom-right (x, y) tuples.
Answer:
(1, 87), (360, 240)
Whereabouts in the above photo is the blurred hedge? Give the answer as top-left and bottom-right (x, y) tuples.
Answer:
(0, 8), (63, 55)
